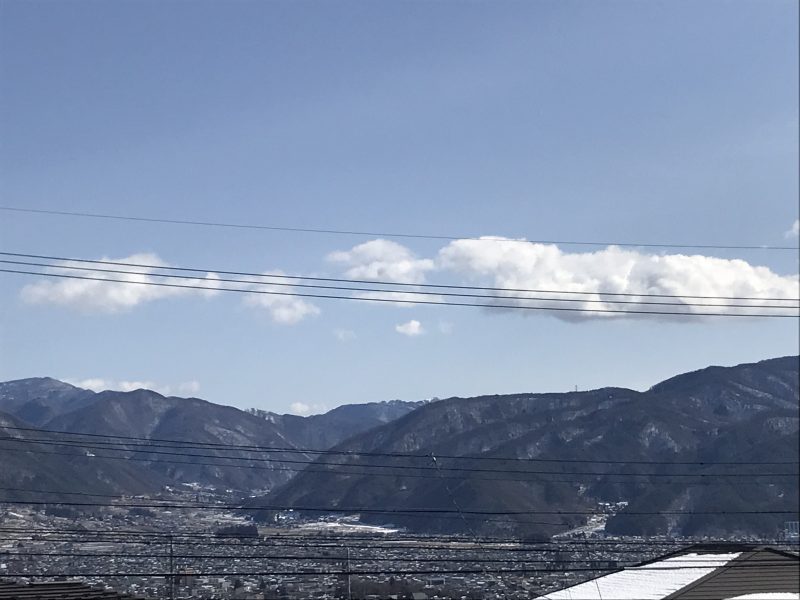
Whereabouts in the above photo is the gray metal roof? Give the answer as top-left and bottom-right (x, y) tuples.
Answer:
(665, 547), (799, 600)
(542, 544), (799, 600)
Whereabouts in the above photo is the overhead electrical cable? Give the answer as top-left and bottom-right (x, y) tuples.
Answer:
(2, 258), (797, 310)
(4, 525), (794, 546)
(2, 425), (797, 466)
(2, 268), (797, 318)
(2, 251), (797, 302)
(7, 544), (796, 560)
(6, 550), (749, 565)
(5, 543), (796, 561)
(5, 550), (799, 578)
(6, 536), (791, 555)
(2, 563), (798, 579)
(5, 258), (799, 310)
(1, 440), (796, 478)
(4, 446), (783, 486)
(3, 527), (796, 554)
(5, 435), (796, 475)
(0, 497), (795, 517)
(3, 525), (795, 545)
(2, 206), (798, 251)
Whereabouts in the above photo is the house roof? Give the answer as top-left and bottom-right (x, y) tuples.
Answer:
(665, 547), (799, 600)
(541, 545), (799, 600)
(0, 581), (143, 599)
(543, 551), (741, 600)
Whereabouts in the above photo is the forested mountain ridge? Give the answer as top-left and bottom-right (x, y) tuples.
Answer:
(260, 356), (799, 537)
(1, 357), (796, 538)
(0, 381), (424, 493)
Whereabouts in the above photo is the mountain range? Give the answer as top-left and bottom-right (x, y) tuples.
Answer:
(0, 378), (421, 493)
(258, 356), (799, 538)
(1, 356), (797, 538)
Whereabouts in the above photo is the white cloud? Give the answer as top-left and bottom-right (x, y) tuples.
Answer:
(786, 219), (799, 238)
(65, 378), (201, 396)
(117, 380), (159, 392)
(246, 293), (320, 324)
(242, 270), (320, 324)
(288, 401), (328, 416)
(67, 378), (110, 392)
(20, 253), (220, 313)
(333, 328), (357, 342)
(18, 252), (318, 324)
(437, 237), (799, 321)
(395, 319), (425, 336)
(327, 239), (435, 283)
(289, 402), (312, 416)
(177, 380), (202, 396)
(327, 239), (438, 304)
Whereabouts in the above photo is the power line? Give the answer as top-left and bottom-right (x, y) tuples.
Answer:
(3, 551), (736, 565)
(6, 525), (794, 544)
(8, 537), (793, 555)
(3, 268), (798, 318)
(2, 251), (798, 302)
(4, 442), (800, 482)
(3, 444), (791, 486)
(6, 550), (799, 574)
(0, 499), (567, 527)
(4, 532), (795, 555)
(7, 445), (783, 486)
(4, 527), (796, 561)
(0, 437), (800, 478)
(7, 543), (796, 561)
(3, 205), (798, 251)
(0, 530), (622, 546)
(5, 545), (795, 568)
(2, 562), (798, 578)
(6, 258), (797, 310)
(0, 498), (795, 517)
(7, 445), (785, 488)
(4, 524), (793, 543)
(3, 425), (795, 467)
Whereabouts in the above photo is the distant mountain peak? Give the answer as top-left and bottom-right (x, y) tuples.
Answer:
(261, 355), (799, 538)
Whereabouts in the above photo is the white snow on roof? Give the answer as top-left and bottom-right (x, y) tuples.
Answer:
(725, 595), (799, 600)
(544, 552), (741, 600)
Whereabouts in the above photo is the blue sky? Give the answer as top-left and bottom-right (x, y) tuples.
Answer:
(1, 0), (797, 414)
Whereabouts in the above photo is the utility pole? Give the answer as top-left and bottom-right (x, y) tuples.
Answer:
(168, 534), (175, 600)
(345, 544), (351, 600)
